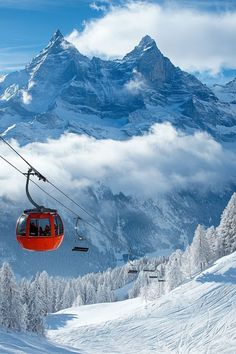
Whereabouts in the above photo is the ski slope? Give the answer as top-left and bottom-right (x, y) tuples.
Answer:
(1, 252), (236, 353)
(46, 252), (236, 354)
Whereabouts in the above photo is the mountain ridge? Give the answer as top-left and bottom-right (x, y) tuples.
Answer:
(0, 30), (235, 144)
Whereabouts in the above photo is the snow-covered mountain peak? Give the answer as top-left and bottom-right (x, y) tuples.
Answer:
(0, 31), (235, 143)
(29, 30), (72, 66)
(50, 29), (64, 42)
(138, 35), (156, 49)
(123, 34), (162, 62)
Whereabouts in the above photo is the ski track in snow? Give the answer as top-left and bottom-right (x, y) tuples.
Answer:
(1, 253), (236, 353)
(45, 253), (236, 354)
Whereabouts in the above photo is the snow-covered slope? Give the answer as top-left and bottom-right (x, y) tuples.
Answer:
(1, 247), (236, 353)
(213, 78), (236, 104)
(45, 252), (236, 353)
(0, 329), (80, 353)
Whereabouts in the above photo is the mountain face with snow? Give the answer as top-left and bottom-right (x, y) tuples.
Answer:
(213, 78), (236, 104)
(0, 30), (236, 143)
(0, 31), (236, 277)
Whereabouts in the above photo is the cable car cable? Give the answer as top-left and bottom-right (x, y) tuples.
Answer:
(0, 135), (98, 220)
(0, 154), (112, 237)
(0, 134), (173, 243)
(1, 150), (129, 254)
(0, 154), (25, 176)
(47, 180), (95, 220)
(0, 136), (121, 239)
(0, 136), (45, 180)
(0, 154), (78, 216)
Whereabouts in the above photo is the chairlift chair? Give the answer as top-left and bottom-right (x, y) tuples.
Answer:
(72, 217), (89, 252)
(149, 275), (166, 282)
(128, 269), (139, 274)
(127, 249), (138, 274)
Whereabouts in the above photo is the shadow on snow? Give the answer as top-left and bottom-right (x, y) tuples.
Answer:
(46, 314), (77, 330)
(196, 267), (236, 284)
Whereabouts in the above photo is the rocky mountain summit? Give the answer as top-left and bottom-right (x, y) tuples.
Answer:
(0, 30), (235, 143)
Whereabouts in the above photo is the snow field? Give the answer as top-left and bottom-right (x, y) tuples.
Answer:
(0, 252), (236, 353)
(46, 252), (236, 354)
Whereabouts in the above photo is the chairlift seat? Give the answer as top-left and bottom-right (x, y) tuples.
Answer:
(72, 246), (89, 252)
(128, 269), (138, 274)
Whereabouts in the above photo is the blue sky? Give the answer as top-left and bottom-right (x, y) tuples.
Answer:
(0, 0), (98, 72)
(1, 0), (236, 83)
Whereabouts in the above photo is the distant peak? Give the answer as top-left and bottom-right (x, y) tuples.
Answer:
(50, 29), (64, 43)
(138, 35), (156, 49)
(122, 35), (160, 61)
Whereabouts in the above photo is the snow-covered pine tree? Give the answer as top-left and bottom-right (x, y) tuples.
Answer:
(217, 193), (236, 256)
(129, 271), (149, 298)
(61, 280), (77, 309)
(19, 277), (31, 330)
(26, 277), (45, 335)
(205, 226), (217, 262)
(0, 263), (26, 331)
(85, 281), (96, 304)
(37, 271), (54, 315)
(54, 279), (66, 312)
(165, 249), (185, 292)
(190, 224), (210, 274)
(96, 283), (114, 303)
(181, 245), (192, 279)
(73, 293), (84, 306)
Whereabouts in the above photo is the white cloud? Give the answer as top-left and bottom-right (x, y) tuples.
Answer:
(66, 1), (236, 74)
(125, 70), (146, 93)
(21, 90), (32, 105)
(0, 123), (235, 204)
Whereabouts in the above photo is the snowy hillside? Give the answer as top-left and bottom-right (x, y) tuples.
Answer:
(0, 329), (77, 354)
(213, 78), (236, 104)
(0, 252), (223, 353)
(45, 251), (236, 354)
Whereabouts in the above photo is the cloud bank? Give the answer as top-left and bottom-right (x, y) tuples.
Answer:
(67, 1), (236, 74)
(0, 123), (235, 205)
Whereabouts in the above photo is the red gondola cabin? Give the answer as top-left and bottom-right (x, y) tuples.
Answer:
(16, 209), (64, 252)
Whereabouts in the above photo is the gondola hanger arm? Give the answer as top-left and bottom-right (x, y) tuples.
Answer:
(25, 168), (46, 211)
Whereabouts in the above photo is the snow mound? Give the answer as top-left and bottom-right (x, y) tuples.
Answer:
(46, 252), (236, 354)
